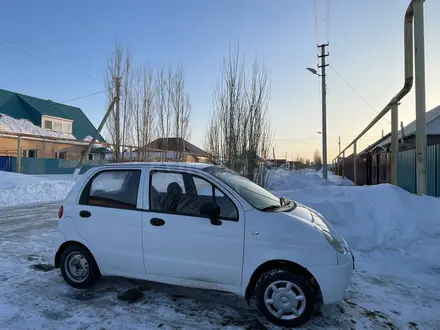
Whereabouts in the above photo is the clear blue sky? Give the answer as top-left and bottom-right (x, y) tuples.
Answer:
(0, 0), (439, 160)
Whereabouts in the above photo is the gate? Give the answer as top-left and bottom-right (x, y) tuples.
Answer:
(0, 156), (16, 172)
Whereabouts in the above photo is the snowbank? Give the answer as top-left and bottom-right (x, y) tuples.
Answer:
(273, 183), (440, 260)
(266, 168), (353, 190)
(0, 171), (75, 208)
(0, 113), (75, 139)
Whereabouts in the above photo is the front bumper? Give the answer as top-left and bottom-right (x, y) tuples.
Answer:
(307, 252), (354, 305)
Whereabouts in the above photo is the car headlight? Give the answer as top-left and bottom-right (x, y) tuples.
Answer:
(322, 230), (345, 253)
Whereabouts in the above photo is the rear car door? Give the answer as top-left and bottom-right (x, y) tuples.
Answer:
(74, 168), (145, 277)
(141, 169), (245, 291)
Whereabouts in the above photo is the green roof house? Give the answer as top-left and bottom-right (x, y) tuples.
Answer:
(0, 88), (105, 142)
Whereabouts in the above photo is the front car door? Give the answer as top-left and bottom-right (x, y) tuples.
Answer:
(141, 168), (245, 293)
(73, 168), (145, 277)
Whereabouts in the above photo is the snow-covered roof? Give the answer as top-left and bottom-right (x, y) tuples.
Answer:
(0, 113), (75, 139)
(378, 105), (440, 147)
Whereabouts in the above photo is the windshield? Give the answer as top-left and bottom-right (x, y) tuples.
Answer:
(203, 166), (281, 210)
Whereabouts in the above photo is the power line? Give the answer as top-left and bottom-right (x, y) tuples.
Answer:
(328, 65), (391, 124)
(0, 42), (101, 82)
(6, 37), (103, 76)
(62, 89), (110, 104)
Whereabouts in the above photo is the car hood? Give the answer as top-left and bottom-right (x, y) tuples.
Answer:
(282, 203), (335, 234)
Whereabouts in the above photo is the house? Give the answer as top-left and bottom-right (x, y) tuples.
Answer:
(339, 104), (440, 195)
(0, 88), (105, 160)
(135, 137), (211, 163)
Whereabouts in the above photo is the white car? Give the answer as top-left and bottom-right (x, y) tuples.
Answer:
(54, 162), (353, 328)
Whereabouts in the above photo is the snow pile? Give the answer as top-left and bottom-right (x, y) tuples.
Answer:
(0, 113), (75, 139)
(0, 171), (75, 208)
(272, 181), (440, 259)
(266, 169), (353, 190)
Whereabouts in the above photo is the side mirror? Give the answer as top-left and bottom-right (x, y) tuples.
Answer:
(200, 202), (222, 226)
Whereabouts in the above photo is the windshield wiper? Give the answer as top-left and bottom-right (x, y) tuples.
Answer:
(261, 205), (281, 212)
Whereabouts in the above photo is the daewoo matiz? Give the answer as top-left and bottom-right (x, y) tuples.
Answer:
(54, 163), (353, 327)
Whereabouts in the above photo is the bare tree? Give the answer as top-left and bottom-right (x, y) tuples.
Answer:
(132, 64), (156, 160)
(104, 43), (134, 161)
(170, 65), (191, 161)
(205, 45), (272, 185)
(313, 149), (323, 170)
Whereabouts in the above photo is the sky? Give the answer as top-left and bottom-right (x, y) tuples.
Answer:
(0, 0), (439, 161)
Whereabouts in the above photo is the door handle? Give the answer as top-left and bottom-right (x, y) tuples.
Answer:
(79, 210), (91, 218)
(150, 218), (165, 226)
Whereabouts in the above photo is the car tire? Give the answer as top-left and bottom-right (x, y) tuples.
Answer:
(60, 244), (101, 289)
(255, 269), (315, 328)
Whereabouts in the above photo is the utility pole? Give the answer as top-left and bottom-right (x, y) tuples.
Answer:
(72, 76), (121, 179)
(115, 76), (122, 163)
(318, 43), (329, 179)
(338, 136), (341, 154)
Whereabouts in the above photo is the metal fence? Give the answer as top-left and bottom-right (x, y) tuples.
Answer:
(0, 157), (108, 175)
(340, 142), (440, 197)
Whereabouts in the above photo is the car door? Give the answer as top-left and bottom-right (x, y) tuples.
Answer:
(141, 168), (245, 291)
(73, 168), (145, 277)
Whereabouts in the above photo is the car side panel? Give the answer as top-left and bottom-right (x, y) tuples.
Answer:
(241, 209), (337, 296)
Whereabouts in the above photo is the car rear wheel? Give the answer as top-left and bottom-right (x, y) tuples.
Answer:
(60, 245), (100, 289)
(255, 270), (315, 328)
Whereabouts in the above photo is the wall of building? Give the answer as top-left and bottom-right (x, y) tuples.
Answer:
(0, 136), (88, 160)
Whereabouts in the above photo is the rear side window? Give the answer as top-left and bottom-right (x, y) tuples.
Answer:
(81, 170), (141, 210)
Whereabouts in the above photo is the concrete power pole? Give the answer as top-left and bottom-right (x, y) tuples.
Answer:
(115, 76), (122, 163)
(318, 43), (329, 179)
(73, 76), (121, 179)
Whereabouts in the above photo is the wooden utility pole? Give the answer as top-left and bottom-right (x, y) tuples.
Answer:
(115, 76), (122, 163)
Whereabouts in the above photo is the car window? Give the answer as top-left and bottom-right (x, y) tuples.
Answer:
(214, 188), (238, 220)
(150, 171), (238, 221)
(83, 170), (141, 210)
(194, 176), (212, 196)
(151, 172), (186, 193)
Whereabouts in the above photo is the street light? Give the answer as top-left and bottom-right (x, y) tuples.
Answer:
(307, 63), (328, 180)
(306, 68), (318, 75)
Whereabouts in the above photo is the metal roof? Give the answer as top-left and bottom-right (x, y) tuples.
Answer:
(378, 104), (440, 147)
(0, 89), (105, 142)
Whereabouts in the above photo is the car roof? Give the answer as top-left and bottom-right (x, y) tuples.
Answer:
(100, 162), (214, 170)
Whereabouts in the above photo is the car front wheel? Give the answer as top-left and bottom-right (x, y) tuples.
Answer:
(255, 270), (315, 328)
(60, 245), (101, 289)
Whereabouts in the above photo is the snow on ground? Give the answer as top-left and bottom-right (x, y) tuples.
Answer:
(0, 113), (75, 139)
(0, 171), (76, 208)
(0, 167), (440, 329)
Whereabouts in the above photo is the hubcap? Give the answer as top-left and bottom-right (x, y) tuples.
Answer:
(64, 252), (89, 283)
(264, 280), (306, 320)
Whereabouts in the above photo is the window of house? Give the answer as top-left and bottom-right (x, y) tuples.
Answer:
(44, 120), (53, 129)
(62, 123), (72, 133)
(88, 153), (94, 161)
(54, 122), (62, 131)
(149, 171), (238, 221)
(23, 150), (37, 158)
(42, 117), (72, 134)
(81, 170), (141, 210)
(55, 151), (67, 159)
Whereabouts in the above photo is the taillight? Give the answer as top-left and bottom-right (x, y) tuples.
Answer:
(58, 206), (64, 219)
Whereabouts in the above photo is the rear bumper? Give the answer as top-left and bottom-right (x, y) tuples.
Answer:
(307, 253), (353, 305)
